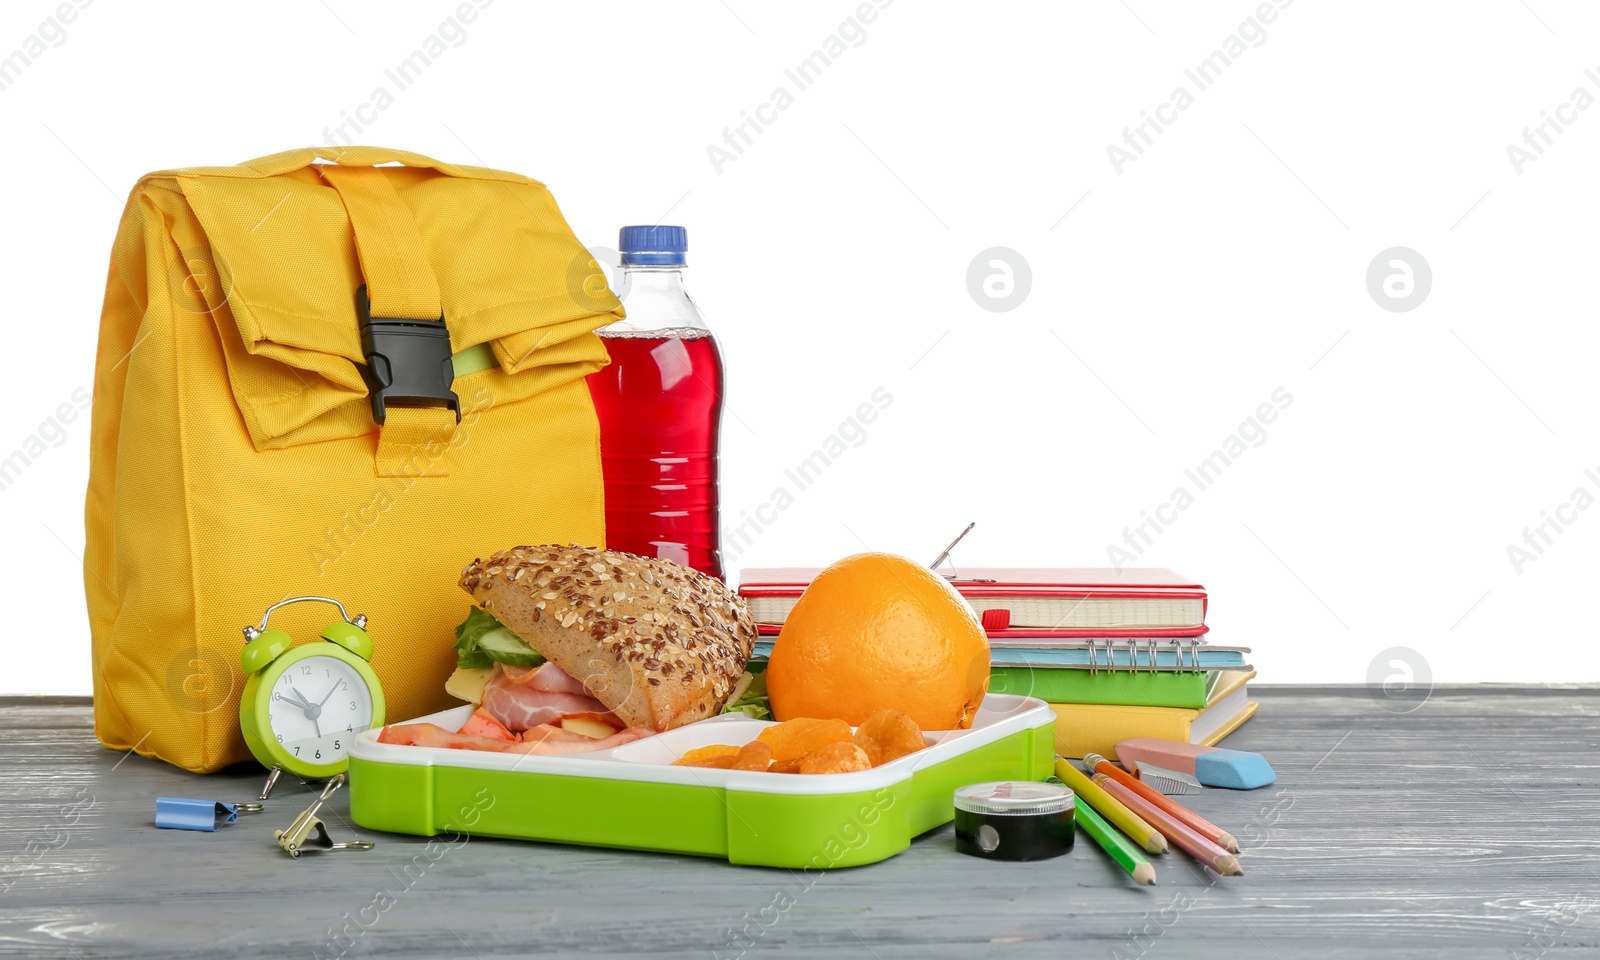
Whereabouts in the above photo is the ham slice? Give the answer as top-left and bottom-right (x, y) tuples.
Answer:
(480, 663), (610, 731)
(504, 726), (654, 754)
(376, 721), (653, 755)
(520, 722), (603, 744)
(500, 662), (594, 697)
(378, 723), (521, 752)
(377, 663), (652, 756)
(459, 708), (516, 741)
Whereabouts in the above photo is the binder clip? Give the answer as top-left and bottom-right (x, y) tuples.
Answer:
(155, 797), (263, 832)
(274, 774), (374, 858)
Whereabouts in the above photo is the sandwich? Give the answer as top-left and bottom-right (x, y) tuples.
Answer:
(378, 544), (759, 754)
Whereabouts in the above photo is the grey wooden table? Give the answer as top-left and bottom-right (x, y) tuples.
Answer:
(1, 686), (1597, 959)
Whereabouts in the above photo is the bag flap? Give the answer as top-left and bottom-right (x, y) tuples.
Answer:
(153, 147), (622, 449)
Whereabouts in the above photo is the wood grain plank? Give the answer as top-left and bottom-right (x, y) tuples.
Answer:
(0, 689), (1597, 958)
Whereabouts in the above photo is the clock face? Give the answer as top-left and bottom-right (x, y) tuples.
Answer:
(265, 654), (374, 767)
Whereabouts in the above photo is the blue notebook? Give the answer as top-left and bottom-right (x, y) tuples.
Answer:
(748, 639), (1249, 672)
(986, 645), (1248, 670)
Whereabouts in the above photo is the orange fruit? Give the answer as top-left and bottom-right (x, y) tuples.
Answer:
(765, 552), (991, 729)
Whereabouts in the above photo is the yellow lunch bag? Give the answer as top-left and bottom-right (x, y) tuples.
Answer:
(84, 146), (623, 773)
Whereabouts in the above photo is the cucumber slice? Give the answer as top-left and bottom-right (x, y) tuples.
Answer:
(476, 626), (546, 668)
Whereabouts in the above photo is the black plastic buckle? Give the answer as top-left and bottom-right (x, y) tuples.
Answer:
(356, 286), (460, 425)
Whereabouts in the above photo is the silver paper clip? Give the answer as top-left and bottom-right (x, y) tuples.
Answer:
(274, 774), (374, 858)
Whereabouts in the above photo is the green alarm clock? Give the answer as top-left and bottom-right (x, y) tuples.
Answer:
(239, 596), (385, 797)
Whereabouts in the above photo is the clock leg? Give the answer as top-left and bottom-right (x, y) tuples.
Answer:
(259, 765), (283, 801)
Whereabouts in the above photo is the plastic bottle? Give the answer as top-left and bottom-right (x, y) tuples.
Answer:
(585, 225), (725, 579)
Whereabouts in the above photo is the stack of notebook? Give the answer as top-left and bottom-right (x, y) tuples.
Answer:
(738, 567), (1258, 760)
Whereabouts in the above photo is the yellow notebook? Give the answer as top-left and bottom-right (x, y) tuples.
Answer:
(1049, 670), (1258, 761)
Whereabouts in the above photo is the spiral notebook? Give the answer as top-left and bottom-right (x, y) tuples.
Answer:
(747, 637), (1251, 709)
(986, 639), (1250, 670)
(746, 637), (1248, 669)
(990, 638), (1249, 708)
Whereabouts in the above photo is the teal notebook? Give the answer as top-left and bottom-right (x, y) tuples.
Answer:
(751, 640), (1246, 668)
(988, 667), (1213, 708)
(985, 645), (1249, 669)
(746, 640), (1247, 709)
(747, 640), (1246, 667)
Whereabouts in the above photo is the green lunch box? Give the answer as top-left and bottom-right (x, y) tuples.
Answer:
(348, 693), (1056, 869)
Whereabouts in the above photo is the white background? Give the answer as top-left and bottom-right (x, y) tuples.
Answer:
(3, 0), (1598, 694)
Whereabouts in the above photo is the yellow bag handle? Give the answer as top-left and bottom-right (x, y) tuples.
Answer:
(240, 145), (457, 178)
(169, 145), (537, 186)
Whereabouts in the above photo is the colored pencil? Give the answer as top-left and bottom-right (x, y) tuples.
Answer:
(1073, 792), (1157, 886)
(1094, 774), (1243, 876)
(1054, 758), (1167, 855)
(1084, 752), (1239, 853)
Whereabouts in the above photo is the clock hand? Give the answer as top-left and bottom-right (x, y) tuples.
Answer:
(293, 685), (330, 741)
(316, 680), (342, 709)
(280, 687), (320, 721)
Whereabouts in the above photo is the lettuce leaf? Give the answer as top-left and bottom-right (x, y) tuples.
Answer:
(720, 668), (771, 720)
(454, 606), (546, 668)
(453, 607), (500, 670)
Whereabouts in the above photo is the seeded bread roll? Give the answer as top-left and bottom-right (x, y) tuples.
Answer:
(459, 545), (758, 731)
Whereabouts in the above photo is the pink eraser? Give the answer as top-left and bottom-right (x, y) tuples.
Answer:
(1115, 738), (1275, 790)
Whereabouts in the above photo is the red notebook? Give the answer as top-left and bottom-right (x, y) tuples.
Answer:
(737, 567), (1208, 639)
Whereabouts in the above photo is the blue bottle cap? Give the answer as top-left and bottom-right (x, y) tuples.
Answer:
(619, 225), (687, 266)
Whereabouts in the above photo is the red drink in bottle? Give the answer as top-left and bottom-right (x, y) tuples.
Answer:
(585, 226), (725, 579)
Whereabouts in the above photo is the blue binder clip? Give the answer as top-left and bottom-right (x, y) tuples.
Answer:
(155, 797), (264, 832)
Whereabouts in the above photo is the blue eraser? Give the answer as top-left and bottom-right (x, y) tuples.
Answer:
(1193, 749), (1276, 790)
